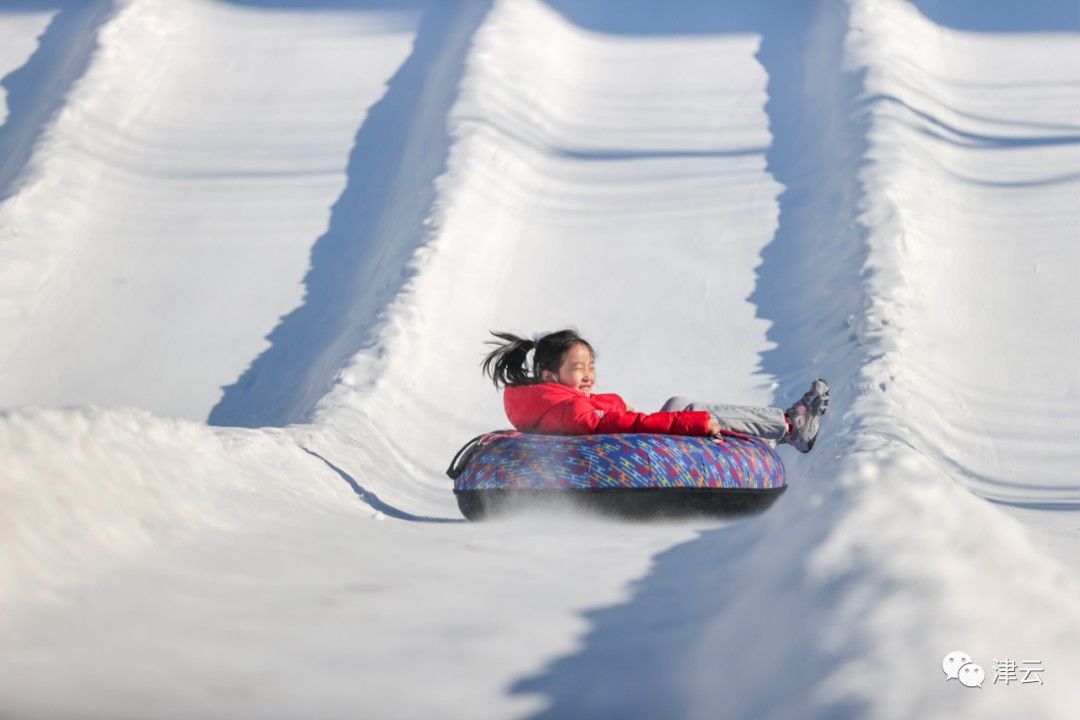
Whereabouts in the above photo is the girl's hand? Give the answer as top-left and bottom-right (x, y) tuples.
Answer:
(707, 418), (722, 436)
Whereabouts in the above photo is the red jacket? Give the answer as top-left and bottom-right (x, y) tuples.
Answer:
(503, 382), (712, 436)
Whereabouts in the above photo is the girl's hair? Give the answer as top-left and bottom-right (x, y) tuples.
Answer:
(481, 329), (595, 389)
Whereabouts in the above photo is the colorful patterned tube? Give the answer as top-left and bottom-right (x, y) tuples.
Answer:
(447, 431), (787, 520)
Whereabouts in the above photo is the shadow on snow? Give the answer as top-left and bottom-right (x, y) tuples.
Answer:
(302, 447), (464, 523)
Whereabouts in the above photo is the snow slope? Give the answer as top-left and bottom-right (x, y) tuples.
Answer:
(0, 0), (421, 418)
(1, 0), (1078, 718)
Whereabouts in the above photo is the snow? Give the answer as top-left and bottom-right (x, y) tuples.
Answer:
(0, 0), (420, 419)
(1, 0), (1078, 718)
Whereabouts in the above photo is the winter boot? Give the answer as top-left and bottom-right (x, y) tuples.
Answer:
(782, 378), (830, 453)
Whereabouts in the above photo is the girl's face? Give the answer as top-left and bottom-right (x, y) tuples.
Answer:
(543, 342), (595, 395)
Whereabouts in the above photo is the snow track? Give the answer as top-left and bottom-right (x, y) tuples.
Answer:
(1, 1), (1078, 718)
(0, 0), (422, 418)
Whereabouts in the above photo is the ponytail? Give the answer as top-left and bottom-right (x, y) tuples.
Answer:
(481, 329), (595, 389)
(481, 331), (535, 388)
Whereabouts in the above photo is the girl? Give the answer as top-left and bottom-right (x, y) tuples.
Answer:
(482, 329), (829, 452)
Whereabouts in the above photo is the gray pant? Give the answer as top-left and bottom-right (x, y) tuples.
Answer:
(660, 396), (788, 443)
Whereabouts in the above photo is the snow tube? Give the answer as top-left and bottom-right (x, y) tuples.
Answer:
(447, 431), (786, 520)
